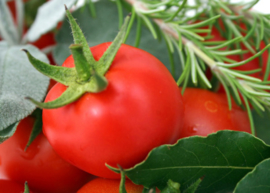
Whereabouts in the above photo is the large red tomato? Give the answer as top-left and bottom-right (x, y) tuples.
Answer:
(0, 180), (33, 193)
(77, 178), (145, 193)
(179, 88), (251, 138)
(0, 116), (91, 193)
(43, 43), (185, 179)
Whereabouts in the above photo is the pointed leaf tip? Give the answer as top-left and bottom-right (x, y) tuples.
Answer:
(25, 97), (44, 109)
(24, 181), (30, 193)
(64, 4), (68, 10)
(21, 49), (28, 53)
(24, 145), (29, 152)
(96, 15), (131, 75)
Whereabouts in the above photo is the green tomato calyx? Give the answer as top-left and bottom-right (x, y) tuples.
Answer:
(160, 179), (180, 193)
(23, 7), (130, 109)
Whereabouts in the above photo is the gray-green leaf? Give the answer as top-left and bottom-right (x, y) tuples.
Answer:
(123, 131), (270, 193)
(0, 42), (49, 140)
(234, 158), (270, 193)
(0, 0), (19, 44)
(0, 122), (18, 143)
(27, 0), (77, 42)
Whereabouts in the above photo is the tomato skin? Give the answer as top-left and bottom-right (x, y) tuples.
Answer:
(0, 117), (91, 193)
(179, 88), (251, 138)
(43, 43), (185, 179)
(77, 178), (145, 193)
(0, 180), (33, 193)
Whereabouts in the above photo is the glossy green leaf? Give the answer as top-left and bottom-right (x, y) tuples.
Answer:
(53, 0), (182, 79)
(123, 131), (270, 193)
(234, 158), (270, 193)
(0, 42), (49, 138)
(27, 0), (77, 42)
(183, 178), (202, 193)
(253, 110), (270, 145)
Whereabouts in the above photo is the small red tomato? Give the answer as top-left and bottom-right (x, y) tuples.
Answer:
(77, 178), (145, 193)
(0, 180), (33, 193)
(43, 43), (185, 179)
(0, 116), (91, 193)
(179, 88), (251, 138)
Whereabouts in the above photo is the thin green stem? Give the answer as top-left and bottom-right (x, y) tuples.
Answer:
(88, 0), (96, 18)
(116, 0), (123, 29)
(134, 15), (142, 47)
(242, 95), (255, 135)
(165, 0), (188, 22)
(123, 8), (136, 43)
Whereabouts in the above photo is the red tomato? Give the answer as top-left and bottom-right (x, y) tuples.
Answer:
(0, 116), (91, 193)
(179, 88), (251, 138)
(77, 178), (145, 193)
(32, 32), (56, 50)
(0, 180), (33, 193)
(43, 43), (185, 179)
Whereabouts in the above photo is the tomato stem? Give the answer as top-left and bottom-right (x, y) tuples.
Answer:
(21, 49), (76, 86)
(69, 44), (92, 83)
(65, 5), (96, 65)
(23, 7), (130, 109)
(118, 165), (128, 193)
(96, 15), (131, 76)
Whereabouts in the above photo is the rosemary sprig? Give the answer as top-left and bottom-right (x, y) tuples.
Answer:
(121, 0), (270, 134)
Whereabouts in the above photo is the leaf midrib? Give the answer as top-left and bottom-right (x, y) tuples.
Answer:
(132, 165), (254, 171)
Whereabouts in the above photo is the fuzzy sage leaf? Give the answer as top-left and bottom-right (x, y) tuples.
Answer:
(0, 42), (49, 138)
(0, 122), (18, 143)
(0, 1), (19, 44)
(27, 0), (77, 42)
